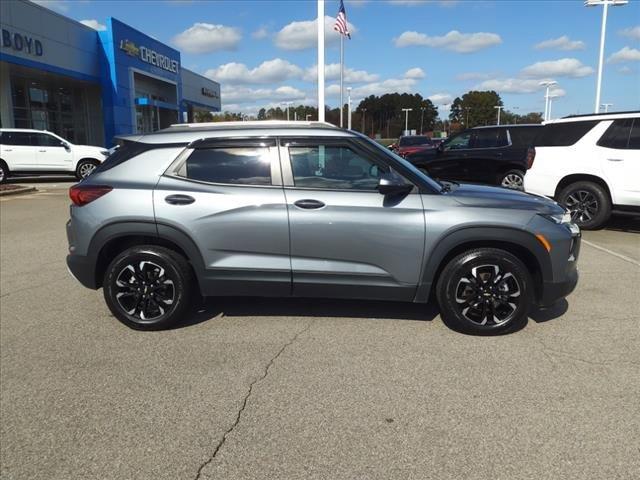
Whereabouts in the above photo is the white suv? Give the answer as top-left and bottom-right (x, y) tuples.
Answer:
(525, 112), (640, 229)
(0, 129), (109, 183)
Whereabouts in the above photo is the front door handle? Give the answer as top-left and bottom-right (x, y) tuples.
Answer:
(39, 149), (47, 152)
(294, 199), (325, 209)
(607, 158), (624, 162)
(165, 194), (195, 205)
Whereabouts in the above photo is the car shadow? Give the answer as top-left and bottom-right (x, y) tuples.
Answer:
(7, 175), (76, 184)
(174, 296), (440, 330)
(605, 215), (640, 234)
(528, 299), (569, 324)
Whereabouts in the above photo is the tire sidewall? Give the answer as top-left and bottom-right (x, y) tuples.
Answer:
(0, 161), (7, 184)
(76, 159), (98, 180)
(103, 248), (189, 330)
(500, 169), (525, 190)
(437, 249), (533, 335)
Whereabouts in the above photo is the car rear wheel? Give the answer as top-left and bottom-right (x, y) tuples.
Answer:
(103, 245), (194, 330)
(0, 161), (8, 184)
(436, 248), (533, 335)
(500, 169), (525, 190)
(76, 159), (99, 180)
(558, 181), (611, 230)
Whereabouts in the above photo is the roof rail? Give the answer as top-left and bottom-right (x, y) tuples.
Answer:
(168, 120), (338, 129)
(562, 110), (640, 119)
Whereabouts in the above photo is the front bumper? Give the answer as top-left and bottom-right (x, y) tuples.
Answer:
(539, 266), (579, 306)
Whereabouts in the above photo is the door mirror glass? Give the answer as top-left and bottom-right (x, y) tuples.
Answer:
(377, 172), (413, 195)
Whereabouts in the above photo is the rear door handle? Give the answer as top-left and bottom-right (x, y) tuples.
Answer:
(294, 199), (325, 209)
(39, 149), (47, 152)
(607, 158), (624, 162)
(165, 194), (195, 205)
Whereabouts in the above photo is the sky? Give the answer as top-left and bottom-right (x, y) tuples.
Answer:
(34, 0), (640, 118)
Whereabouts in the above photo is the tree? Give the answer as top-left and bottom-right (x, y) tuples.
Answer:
(355, 93), (438, 138)
(257, 108), (266, 120)
(448, 90), (502, 128)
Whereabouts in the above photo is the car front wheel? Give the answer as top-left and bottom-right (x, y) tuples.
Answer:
(76, 159), (99, 180)
(0, 161), (8, 184)
(436, 248), (533, 335)
(103, 246), (194, 330)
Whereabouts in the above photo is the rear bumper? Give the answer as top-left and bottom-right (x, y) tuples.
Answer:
(66, 254), (98, 289)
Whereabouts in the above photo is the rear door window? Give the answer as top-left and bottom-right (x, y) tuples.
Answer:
(182, 147), (272, 186)
(471, 128), (509, 148)
(1, 132), (33, 146)
(508, 127), (541, 147)
(597, 118), (634, 149)
(536, 121), (599, 147)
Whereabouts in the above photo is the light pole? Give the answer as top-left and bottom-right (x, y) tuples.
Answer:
(361, 108), (366, 133)
(347, 87), (352, 130)
(306, 114), (312, 121)
(539, 80), (558, 121)
(548, 95), (559, 120)
(402, 108), (412, 134)
(601, 103), (613, 112)
(494, 105), (503, 125)
(420, 107), (426, 133)
(585, 0), (628, 113)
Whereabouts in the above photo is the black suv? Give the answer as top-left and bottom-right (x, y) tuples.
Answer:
(405, 125), (541, 190)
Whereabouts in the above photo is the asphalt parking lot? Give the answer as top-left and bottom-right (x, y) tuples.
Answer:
(1, 182), (639, 480)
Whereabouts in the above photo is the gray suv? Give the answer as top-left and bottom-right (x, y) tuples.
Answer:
(66, 121), (580, 334)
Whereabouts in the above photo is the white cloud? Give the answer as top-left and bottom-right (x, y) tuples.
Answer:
(404, 67), (426, 79)
(205, 59), (303, 84)
(617, 65), (635, 75)
(520, 58), (594, 78)
(172, 23), (241, 54)
(252, 27), (269, 40)
(428, 93), (453, 105)
(222, 85), (306, 104)
(303, 64), (379, 83)
(394, 30), (502, 53)
(80, 19), (106, 31)
(534, 36), (585, 51)
(274, 16), (357, 51)
(475, 78), (548, 94)
(619, 26), (640, 41)
(608, 46), (640, 64)
(329, 77), (419, 99)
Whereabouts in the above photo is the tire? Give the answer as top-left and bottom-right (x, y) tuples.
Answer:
(76, 159), (99, 180)
(500, 169), (525, 190)
(0, 160), (8, 184)
(557, 181), (611, 230)
(436, 248), (533, 335)
(103, 245), (194, 330)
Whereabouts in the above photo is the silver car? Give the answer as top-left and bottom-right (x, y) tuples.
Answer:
(66, 121), (580, 334)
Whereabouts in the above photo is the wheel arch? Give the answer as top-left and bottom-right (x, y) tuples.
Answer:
(415, 227), (552, 304)
(89, 222), (205, 290)
(554, 174), (612, 202)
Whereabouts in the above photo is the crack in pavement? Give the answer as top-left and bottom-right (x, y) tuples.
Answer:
(194, 319), (314, 480)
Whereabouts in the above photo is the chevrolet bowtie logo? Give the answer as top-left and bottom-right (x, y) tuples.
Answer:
(119, 39), (139, 57)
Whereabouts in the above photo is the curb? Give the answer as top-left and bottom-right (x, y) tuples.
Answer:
(0, 186), (38, 197)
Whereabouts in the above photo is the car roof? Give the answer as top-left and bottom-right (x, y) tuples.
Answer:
(548, 111), (640, 124)
(118, 121), (356, 144)
(471, 124), (542, 129)
(0, 128), (52, 133)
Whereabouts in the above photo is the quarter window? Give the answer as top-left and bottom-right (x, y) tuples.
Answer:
(628, 119), (640, 150)
(597, 118), (634, 149)
(182, 147), (272, 185)
(289, 145), (387, 190)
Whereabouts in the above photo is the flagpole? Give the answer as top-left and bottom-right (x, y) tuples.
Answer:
(317, 0), (325, 122)
(339, 34), (344, 128)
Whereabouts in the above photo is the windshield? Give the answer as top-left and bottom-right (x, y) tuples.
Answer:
(399, 136), (431, 147)
(358, 134), (443, 192)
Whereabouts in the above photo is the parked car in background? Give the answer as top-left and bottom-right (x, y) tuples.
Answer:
(389, 135), (435, 157)
(0, 128), (108, 183)
(525, 112), (640, 229)
(66, 120), (580, 335)
(405, 125), (541, 190)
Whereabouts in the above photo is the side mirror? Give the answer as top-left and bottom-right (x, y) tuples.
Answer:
(377, 172), (413, 195)
(437, 142), (445, 152)
(388, 143), (396, 151)
(60, 141), (70, 151)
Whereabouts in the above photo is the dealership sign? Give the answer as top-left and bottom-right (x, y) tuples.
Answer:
(201, 87), (219, 99)
(119, 39), (179, 74)
(1, 29), (43, 57)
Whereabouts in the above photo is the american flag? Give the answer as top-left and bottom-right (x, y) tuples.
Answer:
(334, 0), (351, 39)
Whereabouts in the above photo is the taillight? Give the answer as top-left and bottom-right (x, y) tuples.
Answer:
(69, 184), (112, 206)
(526, 147), (536, 169)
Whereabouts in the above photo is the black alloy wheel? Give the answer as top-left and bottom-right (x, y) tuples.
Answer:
(436, 248), (532, 334)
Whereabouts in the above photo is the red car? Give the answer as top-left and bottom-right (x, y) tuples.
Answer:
(389, 135), (435, 157)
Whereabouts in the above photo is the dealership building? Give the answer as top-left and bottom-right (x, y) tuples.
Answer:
(0, 0), (221, 147)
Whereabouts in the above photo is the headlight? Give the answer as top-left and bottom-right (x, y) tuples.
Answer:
(540, 211), (572, 224)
